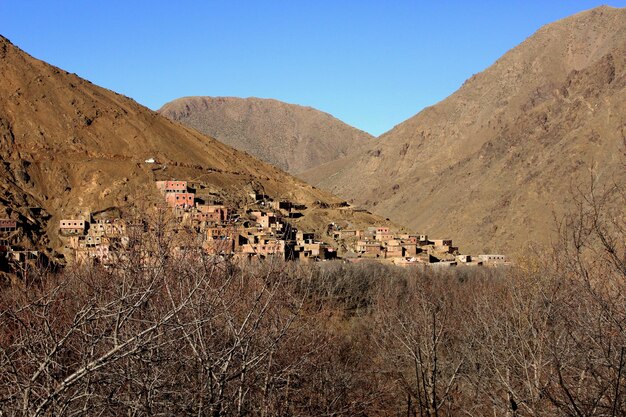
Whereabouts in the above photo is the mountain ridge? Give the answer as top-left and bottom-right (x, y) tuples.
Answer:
(159, 96), (373, 174)
(0, 35), (392, 263)
(301, 5), (626, 254)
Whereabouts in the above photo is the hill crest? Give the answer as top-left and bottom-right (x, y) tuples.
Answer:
(158, 96), (373, 174)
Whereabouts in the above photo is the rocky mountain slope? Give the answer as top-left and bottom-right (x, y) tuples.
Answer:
(158, 96), (373, 174)
(0, 36), (390, 264)
(302, 5), (626, 254)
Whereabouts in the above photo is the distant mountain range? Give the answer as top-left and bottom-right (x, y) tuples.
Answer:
(299, 5), (626, 254)
(159, 96), (373, 175)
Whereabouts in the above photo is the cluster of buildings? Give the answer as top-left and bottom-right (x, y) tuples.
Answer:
(59, 218), (128, 264)
(332, 226), (498, 266)
(52, 179), (508, 268)
(56, 180), (337, 265)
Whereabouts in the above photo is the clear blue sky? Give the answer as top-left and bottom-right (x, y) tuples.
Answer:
(2, 1), (624, 136)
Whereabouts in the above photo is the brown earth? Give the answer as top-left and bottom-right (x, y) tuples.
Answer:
(158, 96), (373, 175)
(301, 5), (626, 255)
(0, 36), (394, 264)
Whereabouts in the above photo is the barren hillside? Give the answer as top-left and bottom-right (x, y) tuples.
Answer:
(302, 5), (626, 254)
(158, 96), (373, 174)
(0, 36), (391, 264)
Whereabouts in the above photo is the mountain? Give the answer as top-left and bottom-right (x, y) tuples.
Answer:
(158, 96), (373, 174)
(301, 6), (626, 254)
(0, 36), (391, 265)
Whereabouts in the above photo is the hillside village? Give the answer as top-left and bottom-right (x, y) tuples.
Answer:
(1, 179), (508, 275)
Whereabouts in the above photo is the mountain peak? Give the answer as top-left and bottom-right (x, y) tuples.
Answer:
(302, 7), (626, 254)
(159, 96), (373, 174)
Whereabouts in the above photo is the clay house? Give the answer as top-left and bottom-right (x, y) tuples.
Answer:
(296, 231), (315, 244)
(430, 239), (458, 254)
(89, 222), (106, 237)
(399, 234), (418, 245)
(338, 230), (361, 239)
(75, 244), (110, 265)
(165, 192), (195, 210)
(402, 244), (419, 257)
(103, 220), (126, 237)
(192, 210), (221, 224)
(385, 245), (404, 259)
(293, 246), (314, 263)
(205, 226), (244, 254)
(59, 219), (86, 236)
(302, 242), (323, 258)
(0, 219), (17, 233)
(269, 221), (285, 234)
(88, 219), (125, 237)
(478, 254), (508, 264)
(197, 204), (229, 223)
(431, 239), (452, 247)
(249, 211), (278, 229)
(73, 235), (103, 250)
(457, 254), (472, 263)
(356, 240), (383, 258)
(415, 253), (439, 264)
(385, 240), (404, 257)
(364, 244), (383, 258)
(84, 235), (102, 248)
(241, 239), (286, 259)
(355, 240), (369, 252)
(375, 230), (394, 242)
(156, 180), (187, 194)
(293, 241), (336, 262)
(269, 201), (293, 212)
(364, 227), (377, 239)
